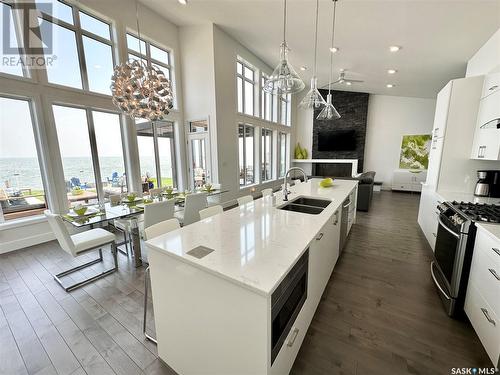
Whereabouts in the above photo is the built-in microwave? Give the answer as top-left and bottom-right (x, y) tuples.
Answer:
(270, 249), (308, 365)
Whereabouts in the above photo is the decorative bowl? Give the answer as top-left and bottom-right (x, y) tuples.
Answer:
(319, 178), (334, 188)
(73, 205), (88, 216)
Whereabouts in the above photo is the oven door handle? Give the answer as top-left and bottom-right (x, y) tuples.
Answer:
(430, 261), (451, 300)
(437, 217), (460, 239)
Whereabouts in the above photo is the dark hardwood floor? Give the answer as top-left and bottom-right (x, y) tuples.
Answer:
(0, 191), (490, 375)
(291, 191), (490, 375)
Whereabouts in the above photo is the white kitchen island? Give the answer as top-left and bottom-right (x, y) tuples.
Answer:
(146, 179), (358, 375)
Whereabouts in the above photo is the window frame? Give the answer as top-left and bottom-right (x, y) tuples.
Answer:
(126, 32), (173, 80)
(279, 93), (291, 126)
(0, 94), (48, 221)
(52, 103), (129, 205)
(278, 131), (289, 178)
(238, 123), (256, 187)
(261, 128), (273, 182)
(136, 120), (178, 189)
(236, 60), (256, 116)
(36, 1), (116, 94)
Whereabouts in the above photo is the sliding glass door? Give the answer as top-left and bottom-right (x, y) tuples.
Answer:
(136, 120), (176, 190)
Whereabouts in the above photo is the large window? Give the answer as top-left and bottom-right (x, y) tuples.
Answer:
(261, 76), (272, 121)
(237, 60), (255, 116)
(53, 105), (127, 207)
(0, 96), (46, 221)
(278, 132), (289, 178)
(126, 33), (172, 81)
(238, 124), (255, 186)
(136, 120), (176, 189)
(37, 1), (115, 94)
(261, 129), (273, 182)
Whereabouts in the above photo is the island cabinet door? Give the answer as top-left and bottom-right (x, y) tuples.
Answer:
(307, 208), (341, 314)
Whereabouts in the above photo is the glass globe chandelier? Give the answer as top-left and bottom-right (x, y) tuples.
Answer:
(111, 2), (173, 121)
(317, 0), (340, 120)
(299, 0), (326, 109)
(263, 0), (304, 94)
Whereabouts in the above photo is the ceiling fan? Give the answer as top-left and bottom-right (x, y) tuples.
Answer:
(321, 69), (364, 88)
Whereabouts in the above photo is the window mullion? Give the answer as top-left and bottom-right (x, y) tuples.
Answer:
(86, 109), (104, 203)
(73, 7), (89, 91)
(152, 122), (162, 188)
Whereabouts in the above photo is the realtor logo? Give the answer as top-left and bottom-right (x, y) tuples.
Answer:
(2, 1), (56, 68)
(2, 1), (52, 54)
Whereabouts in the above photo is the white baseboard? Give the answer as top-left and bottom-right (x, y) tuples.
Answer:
(0, 232), (55, 254)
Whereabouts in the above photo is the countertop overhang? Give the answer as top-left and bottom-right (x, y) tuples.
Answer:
(146, 179), (358, 296)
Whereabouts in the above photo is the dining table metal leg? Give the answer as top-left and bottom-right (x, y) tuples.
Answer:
(131, 226), (143, 268)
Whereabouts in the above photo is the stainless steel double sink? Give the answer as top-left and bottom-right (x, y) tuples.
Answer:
(277, 196), (332, 215)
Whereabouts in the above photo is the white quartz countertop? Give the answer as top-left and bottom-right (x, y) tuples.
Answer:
(476, 223), (500, 241)
(438, 190), (500, 205)
(146, 179), (358, 296)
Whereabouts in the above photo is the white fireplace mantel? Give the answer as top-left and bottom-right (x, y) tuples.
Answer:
(292, 159), (359, 177)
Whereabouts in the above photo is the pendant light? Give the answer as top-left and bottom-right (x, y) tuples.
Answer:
(111, 1), (173, 120)
(263, 0), (305, 94)
(299, 0), (326, 109)
(317, 0), (341, 120)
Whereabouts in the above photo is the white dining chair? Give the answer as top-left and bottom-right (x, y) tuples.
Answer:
(44, 210), (117, 292)
(143, 199), (175, 230)
(237, 195), (253, 206)
(144, 218), (180, 241)
(176, 192), (208, 226)
(142, 217), (180, 344)
(199, 205), (223, 220)
(261, 188), (273, 197)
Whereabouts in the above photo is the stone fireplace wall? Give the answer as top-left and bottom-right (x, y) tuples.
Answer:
(312, 89), (369, 172)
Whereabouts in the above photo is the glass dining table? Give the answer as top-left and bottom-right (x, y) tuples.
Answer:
(61, 188), (228, 268)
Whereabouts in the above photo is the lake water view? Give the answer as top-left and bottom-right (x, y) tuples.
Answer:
(0, 157), (173, 191)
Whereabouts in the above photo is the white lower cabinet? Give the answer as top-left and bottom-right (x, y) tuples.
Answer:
(308, 209), (341, 311)
(392, 169), (427, 192)
(417, 185), (441, 251)
(271, 207), (341, 375)
(465, 227), (500, 366)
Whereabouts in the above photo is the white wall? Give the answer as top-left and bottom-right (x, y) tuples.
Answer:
(212, 25), (292, 204)
(466, 28), (500, 77)
(364, 95), (436, 188)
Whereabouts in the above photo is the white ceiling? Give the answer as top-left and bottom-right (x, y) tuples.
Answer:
(140, 0), (500, 99)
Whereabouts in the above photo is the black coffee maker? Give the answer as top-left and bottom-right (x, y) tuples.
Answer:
(474, 170), (500, 197)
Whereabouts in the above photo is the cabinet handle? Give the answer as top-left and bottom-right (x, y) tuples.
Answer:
(489, 85), (498, 91)
(333, 210), (339, 225)
(316, 233), (324, 241)
(481, 308), (496, 326)
(492, 248), (500, 257)
(287, 328), (300, 347)
(489, 268), (500, 281)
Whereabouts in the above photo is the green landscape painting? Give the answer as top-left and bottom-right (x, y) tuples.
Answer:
(399, 134), (432, 170)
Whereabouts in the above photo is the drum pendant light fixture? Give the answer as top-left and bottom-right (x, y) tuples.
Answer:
(317, 0), (341, 120)
(263, 0), (305, 94)
(299, 0), (326, 109)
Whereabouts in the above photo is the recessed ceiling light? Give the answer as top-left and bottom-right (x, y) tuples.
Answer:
(329, 47), (339, 53)
(345, 82), (352, 86)
(389, 46), (401, 52)
(387, 69), (397, 74)
(300, 66), (308, 71)
(386, 84), (394, 88)
(178, 0), (188, 4)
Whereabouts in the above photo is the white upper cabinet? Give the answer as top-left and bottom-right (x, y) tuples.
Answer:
(471, 76), (500, 160)
(481, 72), (500, 99)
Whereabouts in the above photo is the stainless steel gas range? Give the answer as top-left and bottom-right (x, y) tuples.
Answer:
(431, 201), (500, 317)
